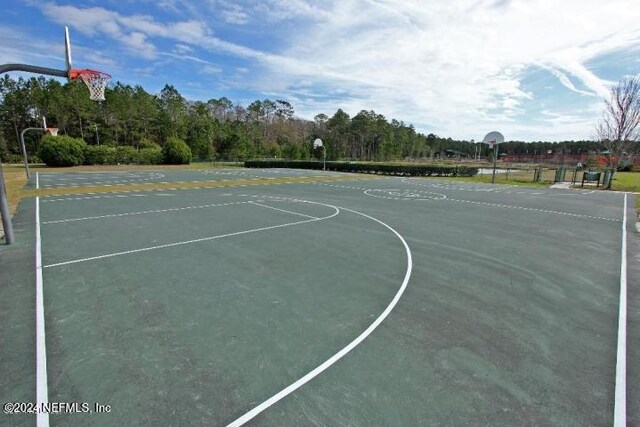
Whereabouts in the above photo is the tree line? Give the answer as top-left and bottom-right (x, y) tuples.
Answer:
(0, 74), (604, 163)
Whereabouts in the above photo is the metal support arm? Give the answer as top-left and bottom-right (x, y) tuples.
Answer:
(0, 64), (68, 78)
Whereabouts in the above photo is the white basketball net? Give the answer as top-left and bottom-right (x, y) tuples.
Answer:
(79, 71), (111, 102)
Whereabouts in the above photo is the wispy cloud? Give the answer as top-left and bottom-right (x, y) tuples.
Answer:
(542, 66), (595, 96)
(33, 0), (640, 141)
(201, 65), (222, 74)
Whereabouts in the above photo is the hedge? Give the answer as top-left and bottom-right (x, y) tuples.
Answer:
(39, 134), (86, 166)
(244, 160), (478, 177)
(83, 145), (163, 165)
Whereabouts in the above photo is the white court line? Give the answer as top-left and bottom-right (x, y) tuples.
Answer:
(42, 201), (252, 224)
(41, 194), (153, 203)
(36, 172), (39, 190)
(227, 205), (413, 427)
(44, 206), (340, 268)
(35, 198), (49, 427)
(613, 193), (628, 427)
(248, 201), (319, 220)
(445, 198), (619, 222)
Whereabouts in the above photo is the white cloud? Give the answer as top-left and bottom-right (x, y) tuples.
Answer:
(37, 0), (640, 140)
(221, 5), (250, 25)
(174, 43), (193, 54)
(542, 66), (595, 96)
(202, 65), (222, 74)
(252, 0), (640, 140)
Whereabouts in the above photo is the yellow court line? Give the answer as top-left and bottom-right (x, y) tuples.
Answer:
(24, 175), (380, 199)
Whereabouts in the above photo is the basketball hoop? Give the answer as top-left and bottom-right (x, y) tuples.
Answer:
(45, 127), (59, 137)
(69, 69), (111, 101)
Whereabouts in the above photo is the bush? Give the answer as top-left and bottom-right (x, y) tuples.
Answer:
(82, 145), (164, 165)
(244, 160), (478, 177)
(39, 134), (86, 166)
(163, 137), (191, 164)
(138, 148), (163, 165)
(138, 138), (161, 150)
(83, 145), (116, 165)
(114, 146), (138, 164)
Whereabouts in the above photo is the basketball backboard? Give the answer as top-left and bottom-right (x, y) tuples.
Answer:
(482, 131), (504, 145)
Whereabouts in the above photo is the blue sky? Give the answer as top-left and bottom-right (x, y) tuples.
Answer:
(1, 0), (639, 141)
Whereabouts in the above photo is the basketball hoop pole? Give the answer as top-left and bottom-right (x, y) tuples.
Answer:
(492, 142), (498, 184)
(20, 127), (53, 179)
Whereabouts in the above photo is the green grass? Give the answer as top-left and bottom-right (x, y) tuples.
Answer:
(611, 171), (640, 192)
(610, 171), (640, 210)
(439, 169), (550, 187)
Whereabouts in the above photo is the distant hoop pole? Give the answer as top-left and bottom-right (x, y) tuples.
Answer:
(492, 143), (498, 184)
(482, 131), (504, 185)
(313, 138), (325, 171)
(20, 128), (52, 179)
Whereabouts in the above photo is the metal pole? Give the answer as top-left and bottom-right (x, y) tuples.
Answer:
(19, 129), (31, 179)
(491, 144), (498, 184)
(20, 127), (45, 179)
(323, 146), (326, 171)
(0, 63), (67, 77)
(0, 161), (15, 244)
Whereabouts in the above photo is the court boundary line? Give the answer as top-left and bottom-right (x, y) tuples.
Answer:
(613, 193), (628, 427)
(445, 198), (620, 222)
(35, 197), (49, 427)
(42, 200), (253, 224)
(227, 205), (413, 427)
(248, 201), (319, 220)
(43, 205), (340, 268)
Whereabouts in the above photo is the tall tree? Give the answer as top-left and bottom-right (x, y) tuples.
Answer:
(596, 75), (640, 174)
(157, 84), (187, 141)
(187, 102), (217, 158)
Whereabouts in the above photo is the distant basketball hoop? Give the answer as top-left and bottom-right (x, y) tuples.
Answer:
(482, 131), (505, 184)
(45, 127), (59, 137)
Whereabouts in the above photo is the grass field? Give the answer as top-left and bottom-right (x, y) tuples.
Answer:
(611, 171), (640, 192)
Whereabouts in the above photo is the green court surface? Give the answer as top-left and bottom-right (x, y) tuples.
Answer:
(1, 168), (638, 426)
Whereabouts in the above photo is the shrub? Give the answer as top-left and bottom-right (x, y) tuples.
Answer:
(39, 134), (86, 166)
(83, 145), (116, 165)
(114, 146), (138, 164)
(244, 160), (478, 177)
(138, 138), (161, 150)
(138, 148), (163, 165)
(163, 137), (192, 164)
